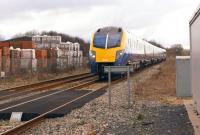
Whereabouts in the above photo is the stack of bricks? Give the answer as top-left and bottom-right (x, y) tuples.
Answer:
(10, 48), (21, 74)
(2, 47), (10, 75)
(32, 36), (83, 59)
(0, 49), (2, 72)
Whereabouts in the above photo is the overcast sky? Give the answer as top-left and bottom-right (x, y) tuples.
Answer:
(0, 0), (199, 48)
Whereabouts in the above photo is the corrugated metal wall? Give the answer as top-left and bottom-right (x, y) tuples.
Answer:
(176, 56), (191, 97)
(190, 6), (200, 114)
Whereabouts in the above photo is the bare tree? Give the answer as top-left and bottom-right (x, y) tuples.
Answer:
(143, 39), (165, 49)
(12, 30), (39, 38)
(170, 44), (183, 55)
(148, 40), (165, 49)
(24, 30), (40, 36)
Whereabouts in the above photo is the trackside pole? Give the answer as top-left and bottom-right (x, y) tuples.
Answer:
(108, 66), (111, 108)
(105, 66), (133, 109)
(127, 66), (131, 108)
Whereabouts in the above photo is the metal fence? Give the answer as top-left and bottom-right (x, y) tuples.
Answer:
(0, 56), (89, 81)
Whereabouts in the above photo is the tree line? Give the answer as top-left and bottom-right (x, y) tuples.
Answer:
(145, 39), (189, 56)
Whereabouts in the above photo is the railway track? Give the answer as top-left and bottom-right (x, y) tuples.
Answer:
(0, 76), (124, 135)
(0, 62), (163, 135)
(0, 72), (96, 101)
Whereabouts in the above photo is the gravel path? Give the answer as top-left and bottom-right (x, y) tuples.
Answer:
(0, 121), (23, 133)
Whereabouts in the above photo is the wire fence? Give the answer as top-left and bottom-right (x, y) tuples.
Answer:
(0, 56), (89, 81)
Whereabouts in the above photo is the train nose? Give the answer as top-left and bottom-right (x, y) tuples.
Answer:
(96, 50), (116, 62)
(101, 54), (115, 62)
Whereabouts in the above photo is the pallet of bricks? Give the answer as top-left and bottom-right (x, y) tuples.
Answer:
(10, 48), (21, 75)
(47, 48), (62, 72)
(74, 43), (83, 64)
(1, 47), (10, 77)
(65, 42), (82, 65)
(58, 42), (72, 68)
(33, 36), (83, 69)
(35, 49), (48, 70)
(20, 49), (37, 72)
(33, 36), (61, 49)
(0, 48), (2, 77)
(78, 50), (83, 63)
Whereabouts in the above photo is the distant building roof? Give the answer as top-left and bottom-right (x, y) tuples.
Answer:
(190, 4), (200, 25)
(2, 36), (32, 42)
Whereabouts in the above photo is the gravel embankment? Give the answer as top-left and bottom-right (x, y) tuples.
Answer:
(0, 121), (23, 133)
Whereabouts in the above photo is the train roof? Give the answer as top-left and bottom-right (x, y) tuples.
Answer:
(190, 4), (200, 25)
(125, 30), (166, 51)
(94, 26), (166, 51)
(95, 26), (122, 33)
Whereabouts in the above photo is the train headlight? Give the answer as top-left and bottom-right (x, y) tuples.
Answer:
(116, 50), (124, 60)
(89, 50), (96, 60)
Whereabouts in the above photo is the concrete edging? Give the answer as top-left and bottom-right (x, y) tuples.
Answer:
(184, 99), (200, 135)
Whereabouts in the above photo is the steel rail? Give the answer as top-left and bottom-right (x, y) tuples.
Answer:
(0, 73), (96, 101)
(1, 72), (91, 92)
(0, 79), (99, 112)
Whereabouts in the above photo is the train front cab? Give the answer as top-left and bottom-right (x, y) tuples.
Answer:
(89, 28), (127, 77)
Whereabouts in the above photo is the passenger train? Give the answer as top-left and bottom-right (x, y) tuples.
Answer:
(89, 26), (166, 77)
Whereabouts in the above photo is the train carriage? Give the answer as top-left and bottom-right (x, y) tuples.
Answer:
(89, 26), (166, 77)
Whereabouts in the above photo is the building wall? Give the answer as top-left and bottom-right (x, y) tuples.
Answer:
(190, 6), (200, 114)
(0, 42), (9, 48)
(0, 41), (36, 49)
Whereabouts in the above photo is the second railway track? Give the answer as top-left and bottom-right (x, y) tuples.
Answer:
(0, 72), (96, 101)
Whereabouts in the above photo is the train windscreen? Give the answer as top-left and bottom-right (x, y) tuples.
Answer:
(93, 35), (107, 48)
(107, 33), (121, 48)
(93, 33), (121, 48)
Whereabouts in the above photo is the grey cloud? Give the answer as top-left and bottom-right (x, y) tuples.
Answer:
(0, 35), (5, 41)
(112, 0), (189, 29)
(0, 0), (119, 19)
(0, 0), (199, 47)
